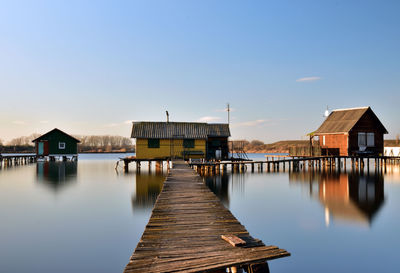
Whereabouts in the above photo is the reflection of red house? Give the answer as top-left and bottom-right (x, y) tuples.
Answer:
(319, 173), (349, 203)
(289, 172), (384, 226)
(318, 173), (384, 226)
(319, 173), (363, 224)
(314, 107), (388, 156)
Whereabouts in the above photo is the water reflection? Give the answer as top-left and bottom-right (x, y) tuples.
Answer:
(289, 171), (384, 226)
(36, 161), (77, 190)
(204, 174), (231, 207)
(131, 173), (165, 210)
(385, 164), (400, 183)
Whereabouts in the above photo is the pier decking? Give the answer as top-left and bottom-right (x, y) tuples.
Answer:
(0, 154), (37, 168)
(124, 161), (289, 273)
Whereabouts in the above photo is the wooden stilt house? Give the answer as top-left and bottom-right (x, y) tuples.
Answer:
(32, 128), (80, 160)
(313, 107), (388, 156)
(130, 122), (230, 160)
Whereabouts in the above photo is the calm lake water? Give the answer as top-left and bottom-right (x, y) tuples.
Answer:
(1, 153), (400, 272)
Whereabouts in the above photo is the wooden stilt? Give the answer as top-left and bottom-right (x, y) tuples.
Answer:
(124, 160), (129, 173)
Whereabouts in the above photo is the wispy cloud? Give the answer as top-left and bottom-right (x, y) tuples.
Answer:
(40, 120), (49, 124)
(231, 119), (268, 128)
(296, 76), (321, 82)
(196, 116), (222, 123)
(12, 120), (25, 125)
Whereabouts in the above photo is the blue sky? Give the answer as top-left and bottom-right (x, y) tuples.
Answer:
(0, 0), (399, 142)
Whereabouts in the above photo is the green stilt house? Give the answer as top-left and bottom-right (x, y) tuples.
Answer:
(32, 128), (80, 161)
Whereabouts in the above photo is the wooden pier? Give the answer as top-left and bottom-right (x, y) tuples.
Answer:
(0, 154), (37, 168)
(118, 157), (169, 173)
(189, 156), (400, 175)
(124, 161), (289, 273)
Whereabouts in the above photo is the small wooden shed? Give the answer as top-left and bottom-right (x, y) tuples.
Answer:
(131, 122), (230, 160)
(314, 107), (388, 156)
(32, 128), (80, 159)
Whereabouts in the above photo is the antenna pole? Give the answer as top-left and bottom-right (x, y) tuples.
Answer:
(227, 103), (230, 124)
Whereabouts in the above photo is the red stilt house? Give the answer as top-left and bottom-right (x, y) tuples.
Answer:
(314, 107), (388, 156)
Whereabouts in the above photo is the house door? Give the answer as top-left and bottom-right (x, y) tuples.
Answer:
(38, 142), (44, 155)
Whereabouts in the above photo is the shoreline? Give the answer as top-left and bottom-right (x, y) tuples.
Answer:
(0, 151), (135, 155)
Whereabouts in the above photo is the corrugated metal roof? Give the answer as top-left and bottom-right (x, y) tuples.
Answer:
(206, 123), (231, 137)
(32, 128), (81, 143)
(131, 122), (230, 139)
(314, 107), (387, 134)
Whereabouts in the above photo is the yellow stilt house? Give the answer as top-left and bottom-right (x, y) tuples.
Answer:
(131, 122), (230, 160)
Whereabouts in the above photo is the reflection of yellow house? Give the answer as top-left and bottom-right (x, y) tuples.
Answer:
(131, 122), (230, 160)
(132, 174), (165, 209)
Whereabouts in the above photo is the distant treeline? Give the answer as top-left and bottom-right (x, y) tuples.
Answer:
(230, 140), (310, 153)
(0, 134), (134, 153)
(1, 135), (399, 154)
(77, 135), (134, 152)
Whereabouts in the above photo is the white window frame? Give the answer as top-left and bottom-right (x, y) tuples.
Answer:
(358, 132), (367, 146)
(367, 133), (375, 147)
(322, 135), (326, 146)
(59, 142), (66, 149)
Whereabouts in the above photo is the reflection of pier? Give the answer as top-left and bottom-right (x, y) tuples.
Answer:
(289, 172), (384, 226)
(36, 161), (77, 189)
(204, 174), (230, 207)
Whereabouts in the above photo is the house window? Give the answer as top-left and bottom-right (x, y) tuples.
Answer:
(358, 133), (367, 146)
(59, 142), (66, 149)
(367, 133), (375, 147)
(212, 140), (221, 147)
(148, 139), (160, 148)
(183, 139), (195, 148)
(322, 136), (326, 146)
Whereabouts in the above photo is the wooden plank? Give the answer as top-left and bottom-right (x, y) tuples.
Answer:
(221, 235), (246, 247)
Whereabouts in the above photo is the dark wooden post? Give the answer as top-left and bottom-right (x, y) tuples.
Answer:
(136, 161), (141, 172)
(343, 158), (346, 171)
(247, 262), (270, 273)
(384, 158), (387, 173)
(124, 159), (129, 173)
